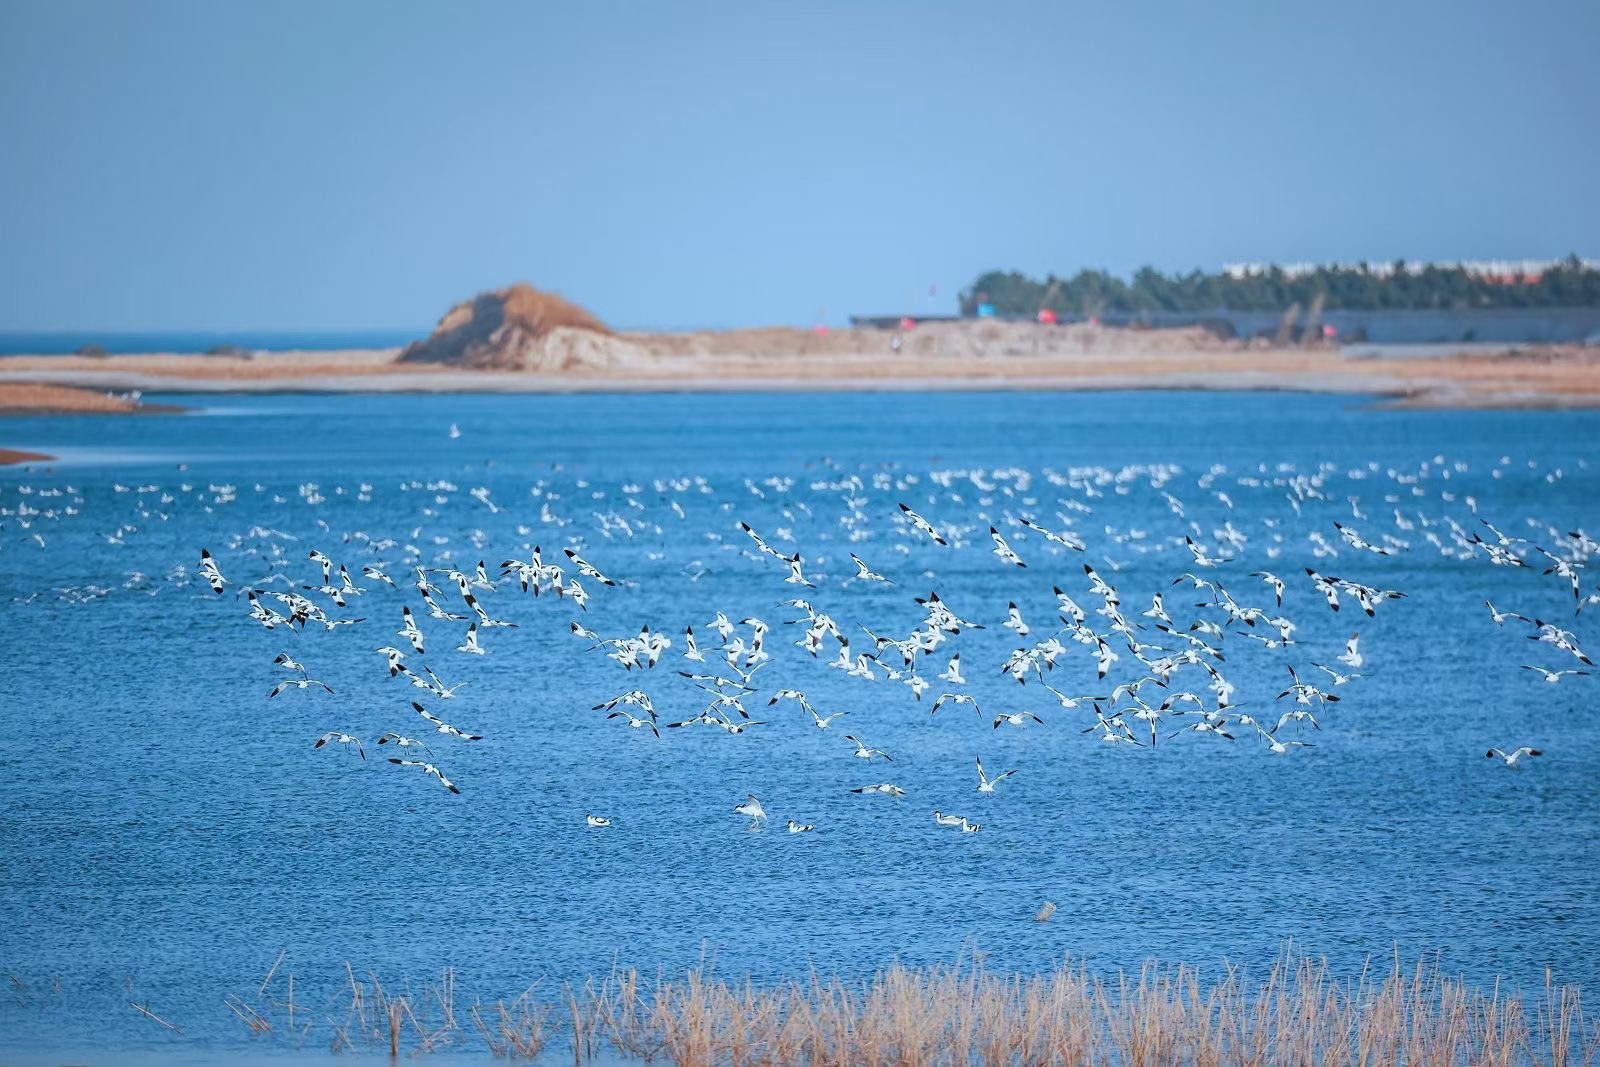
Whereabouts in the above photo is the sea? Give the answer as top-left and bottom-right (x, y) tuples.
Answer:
(1, 390), (1597, 1061)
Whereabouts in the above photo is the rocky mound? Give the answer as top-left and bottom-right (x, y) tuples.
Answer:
(400, 284), (644, 372)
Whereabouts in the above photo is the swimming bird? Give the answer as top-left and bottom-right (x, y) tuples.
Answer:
(786, 819), (814, 833)
(586, 815), (612, 827)
(933, 810), (964, 827)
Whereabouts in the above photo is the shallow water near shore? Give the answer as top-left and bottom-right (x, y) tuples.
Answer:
(2, 389), (1598, 1059)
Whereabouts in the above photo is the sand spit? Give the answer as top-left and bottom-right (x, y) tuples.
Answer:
(0, 322), (1595, 409)
(0, 447), (54, 466)
(0, 381), (179, 415)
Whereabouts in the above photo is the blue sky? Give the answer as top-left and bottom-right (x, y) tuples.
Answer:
(1, 1), (1596, 332)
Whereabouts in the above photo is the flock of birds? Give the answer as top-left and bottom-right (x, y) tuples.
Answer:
(5, 449), (1595, 837)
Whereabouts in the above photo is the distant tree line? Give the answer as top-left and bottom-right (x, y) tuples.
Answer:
(960, 256), (1600, 316)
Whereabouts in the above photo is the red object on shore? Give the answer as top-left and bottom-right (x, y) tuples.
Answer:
(1036, 308), (1058, 325)
(899, 317), (916, 331)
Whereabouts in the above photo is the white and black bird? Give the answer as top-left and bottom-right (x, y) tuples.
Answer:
(412, 701), (482, 740)
(398, 606), (426, 654)
(734, 793), (767, 823)
(386, 758), (460, 794)
(269, 676), (334, 698)
(1184, 536), (1232, 567)
(850, 554), (890, 583)
(1337, 633), (1364, 669)
(1486, 600), (1530, 627)
(1251, 570), (1285, 606)
(932, 692), (981, 716)
(1521, 665), (1589, 684)
(1485, 746), (1542, 768)
(899, 503), (948, 546)
(563, 548), (616, 586)
(975, 756), (1016, 794)
(456, 622), (485, 655)
(606, 710), (662, 738)
(375, 646), (407, 678)
(313, 732), (364, 759)
(844, 734), (892, 761)
(989, 527), (1026, 567)
(198, 549), (226, 594)
(851, 783), (906, 797)
(362, 565), (397, 589)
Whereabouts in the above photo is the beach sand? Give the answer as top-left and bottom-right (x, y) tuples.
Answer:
(0, 323), (1595, 411)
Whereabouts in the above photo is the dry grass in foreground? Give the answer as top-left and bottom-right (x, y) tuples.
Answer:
(212, 949), (1600, 1065)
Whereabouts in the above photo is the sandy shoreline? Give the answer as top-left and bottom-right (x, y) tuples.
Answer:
(0, 323), (1596, 411)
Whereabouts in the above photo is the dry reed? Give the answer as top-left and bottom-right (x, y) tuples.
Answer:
(211, 948), (1595, 1064)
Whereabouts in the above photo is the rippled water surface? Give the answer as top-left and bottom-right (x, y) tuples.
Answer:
(2, 390), (1598, 1057)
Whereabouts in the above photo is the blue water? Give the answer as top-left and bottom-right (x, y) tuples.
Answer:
(2, 390), (1598, 1059)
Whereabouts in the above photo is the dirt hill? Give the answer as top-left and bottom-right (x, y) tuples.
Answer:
(399, 284), (646, 371)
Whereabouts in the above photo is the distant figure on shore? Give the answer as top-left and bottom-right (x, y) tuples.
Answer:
(1037, 308), (1058, 325)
